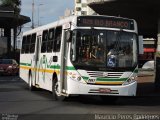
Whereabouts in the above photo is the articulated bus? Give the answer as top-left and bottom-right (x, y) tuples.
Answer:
(20, 15), (141, 101)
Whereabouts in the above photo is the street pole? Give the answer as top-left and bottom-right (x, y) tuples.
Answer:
(32, 0), (35, 29)
(38, 4), (43, 26)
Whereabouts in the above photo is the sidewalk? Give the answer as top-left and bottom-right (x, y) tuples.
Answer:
(137, 69), (160, 96)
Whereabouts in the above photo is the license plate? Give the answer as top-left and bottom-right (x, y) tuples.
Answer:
(99, 88), (111, 93)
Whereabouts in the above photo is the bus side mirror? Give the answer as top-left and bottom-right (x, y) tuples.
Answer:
(138, 36), (144, 55)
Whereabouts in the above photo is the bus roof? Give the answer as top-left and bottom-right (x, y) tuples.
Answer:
(23, 15), (136, 36)
(23, 15), (75, 36)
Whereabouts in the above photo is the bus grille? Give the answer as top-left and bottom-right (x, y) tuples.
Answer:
(87, 71), (123, 78)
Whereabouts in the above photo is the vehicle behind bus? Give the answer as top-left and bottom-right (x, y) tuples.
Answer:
(138, 38), (156, 68)
(155, 34), (160, 87)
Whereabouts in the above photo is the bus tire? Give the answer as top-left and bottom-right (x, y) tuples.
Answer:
(52, 77), (65, 101)
(28, 73), (35, 91)
(100, 96), (118, 104)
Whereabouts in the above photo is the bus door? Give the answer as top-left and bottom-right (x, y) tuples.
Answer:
(59, 29), (71, 95)
(33, 35), (42, 86)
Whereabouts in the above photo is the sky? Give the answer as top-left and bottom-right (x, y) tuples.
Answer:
(21, 0), (74, 30)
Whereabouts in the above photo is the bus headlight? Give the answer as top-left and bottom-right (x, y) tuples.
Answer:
(69, 72), (86, 83)
(123, 76), (136, 85)
(70, 73), (81, 81)
(77, 76), (81, 81)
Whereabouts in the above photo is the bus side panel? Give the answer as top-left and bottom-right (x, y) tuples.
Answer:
(36, 53), (53, 91)
(20, 54), (33, 84)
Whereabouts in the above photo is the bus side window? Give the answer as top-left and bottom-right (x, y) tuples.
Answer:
(30, 33), (36, 53)
(25, 35), (31, 53)
(47, 28), (54, 52)
(54, 26), (62, 52)
(41, 30), (48, 53)
(21, 36), (26, 54)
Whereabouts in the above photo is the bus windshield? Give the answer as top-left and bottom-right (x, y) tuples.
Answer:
(71, 29), (138, 71)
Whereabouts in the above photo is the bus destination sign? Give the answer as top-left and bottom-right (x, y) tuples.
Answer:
(77, 16), (134, 30)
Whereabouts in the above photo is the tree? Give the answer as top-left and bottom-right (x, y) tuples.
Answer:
(1, 0), (21, 14)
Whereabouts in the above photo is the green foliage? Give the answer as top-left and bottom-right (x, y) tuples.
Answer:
(1, 0), (21, 14)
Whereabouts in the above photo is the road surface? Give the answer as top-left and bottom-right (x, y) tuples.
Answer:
(0, 73), (160, 120)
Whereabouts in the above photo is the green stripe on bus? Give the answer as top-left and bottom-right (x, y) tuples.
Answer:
(81, 76), (127, 82)
(50, 65), (75, 70)
(20, 63), (31, 66)
(66, 66), (76, 70)
(50, 65), (60, 69)
(20, 63), (75, 70)
(96, 78), (128, 82)
(82, 76), (89, 80)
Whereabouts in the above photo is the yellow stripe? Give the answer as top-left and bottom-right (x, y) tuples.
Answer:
(20, 66), (123, 85)
(95, 81), (124, 85)
(20, 66), (31, 70)
(20, 65), (60, 74)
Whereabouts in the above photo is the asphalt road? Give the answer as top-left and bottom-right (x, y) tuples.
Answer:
(0, 75), (160, 120)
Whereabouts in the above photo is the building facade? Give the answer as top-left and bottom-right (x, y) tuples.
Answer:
(74, 0), (97, 15)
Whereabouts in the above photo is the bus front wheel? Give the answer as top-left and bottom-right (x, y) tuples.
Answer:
(52, 78), (65, 101)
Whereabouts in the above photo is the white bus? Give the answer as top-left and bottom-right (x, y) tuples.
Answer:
(20, 15), (141, 101)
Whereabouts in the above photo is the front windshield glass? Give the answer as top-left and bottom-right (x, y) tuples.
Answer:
(71, 29), (138, 71)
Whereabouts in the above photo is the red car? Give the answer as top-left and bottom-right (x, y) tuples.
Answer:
(0, 59), (19, 76)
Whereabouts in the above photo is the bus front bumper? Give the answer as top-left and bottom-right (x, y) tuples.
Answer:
(68, 80), (137, 96)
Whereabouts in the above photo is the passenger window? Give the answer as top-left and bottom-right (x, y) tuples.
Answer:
(41, 30), (48, 53)
(49, 28), (54, 40)
(25, 35), (31, 53)
(30, 33), (36, 53)
(53, 26), (62, 52)
(47, 28), (55, 52)
(21, 36), (27, 54)
(31, 33), (36, 43)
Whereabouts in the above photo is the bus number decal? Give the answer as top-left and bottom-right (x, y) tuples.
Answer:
(87, 79), (96, 84)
